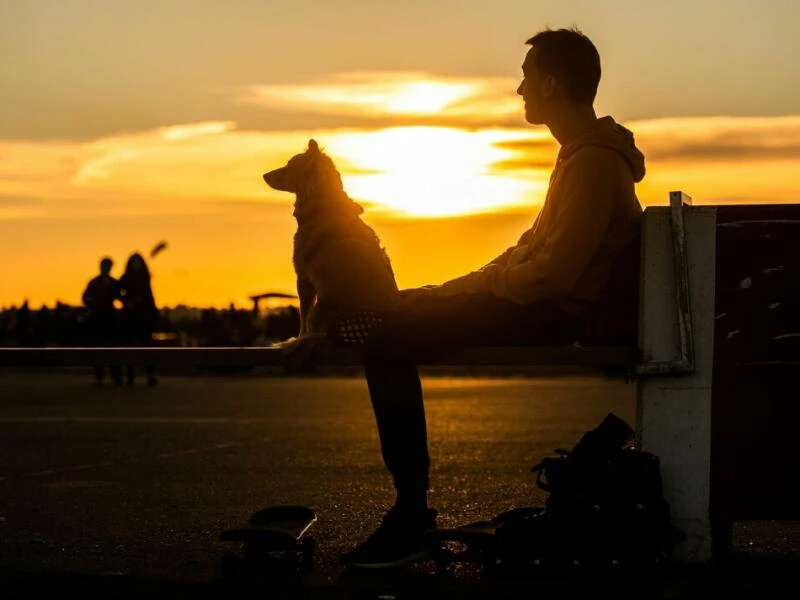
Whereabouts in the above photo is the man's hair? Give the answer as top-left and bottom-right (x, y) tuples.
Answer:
(526, 27), (601, 104)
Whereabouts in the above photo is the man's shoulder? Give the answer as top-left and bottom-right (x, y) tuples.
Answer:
(557, 145), (632, 191)
(562, 144), (622, 167)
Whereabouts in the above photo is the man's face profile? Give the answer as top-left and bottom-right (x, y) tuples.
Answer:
(517, 47), (550, 125)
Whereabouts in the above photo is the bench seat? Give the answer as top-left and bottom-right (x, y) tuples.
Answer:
(0, 345), (637, 369)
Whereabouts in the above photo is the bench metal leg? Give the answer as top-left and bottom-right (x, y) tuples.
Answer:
(636, 197), (717, 563)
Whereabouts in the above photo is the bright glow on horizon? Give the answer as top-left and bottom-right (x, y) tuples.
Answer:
(328, 127), (546, 217)
(382, 81), (470, 114)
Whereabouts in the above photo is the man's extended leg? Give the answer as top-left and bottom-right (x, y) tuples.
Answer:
(343, 293), (581, 566)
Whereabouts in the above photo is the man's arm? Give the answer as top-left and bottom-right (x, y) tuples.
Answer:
(477, 225), (534, 270)
(404, 223), (533, 300)
(433, 216), (537, 292)
(485, 150), (620, 303)
(433, 149), (620, 303)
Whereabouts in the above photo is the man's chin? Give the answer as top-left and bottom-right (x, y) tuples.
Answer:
(524, 110), (543, 125)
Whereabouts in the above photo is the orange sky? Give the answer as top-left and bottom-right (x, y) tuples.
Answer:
(2, 1), (799, 308)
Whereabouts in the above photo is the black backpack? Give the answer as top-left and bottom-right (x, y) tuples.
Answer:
(494, 413), (679, 571)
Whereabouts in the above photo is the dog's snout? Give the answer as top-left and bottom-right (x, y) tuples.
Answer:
(263, 168), (288, 191)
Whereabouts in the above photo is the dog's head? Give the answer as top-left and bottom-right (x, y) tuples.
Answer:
(263, 139), (363, 220)
(263, 139), (339, 193)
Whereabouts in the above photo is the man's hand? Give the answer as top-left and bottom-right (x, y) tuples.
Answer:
(399, 285), (440, 305)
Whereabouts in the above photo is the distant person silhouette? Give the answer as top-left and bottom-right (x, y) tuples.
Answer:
(82, 257), (122, 386)
(341, 27), (646, 568)
(119, 252), (159, 387)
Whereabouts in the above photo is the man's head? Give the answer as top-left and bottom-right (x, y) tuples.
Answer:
(99, 257), (113, 275)
(517, 28), (601, 125)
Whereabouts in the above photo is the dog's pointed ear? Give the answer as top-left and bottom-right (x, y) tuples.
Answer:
(308, 139), (320, 153)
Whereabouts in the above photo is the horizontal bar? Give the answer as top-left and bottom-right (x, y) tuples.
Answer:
(0, 345), (637, 369)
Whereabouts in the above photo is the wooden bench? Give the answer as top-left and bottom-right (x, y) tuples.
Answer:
(0, 191), (695, 378)
(0, 344), (638, 369)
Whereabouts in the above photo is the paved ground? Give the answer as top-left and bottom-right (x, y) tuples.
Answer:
(1, 371), (798, 598)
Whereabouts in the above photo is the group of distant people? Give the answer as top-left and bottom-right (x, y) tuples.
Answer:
(82, 252), (159, 387)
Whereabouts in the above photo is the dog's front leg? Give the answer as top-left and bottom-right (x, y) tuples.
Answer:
(296, 276), (316, 336)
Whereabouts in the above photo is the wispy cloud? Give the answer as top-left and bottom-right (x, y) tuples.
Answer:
(488, 115), (800, 205)
(0, 121), (309, 218)
(72, 120), (239, 185)
(2, 112), (800, 223)
(241, 72), (522, 126)
(635, 116), (800, 162)
(0, 195), (43, 220)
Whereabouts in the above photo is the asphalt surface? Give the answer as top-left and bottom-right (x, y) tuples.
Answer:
(1, 371), (798, 598)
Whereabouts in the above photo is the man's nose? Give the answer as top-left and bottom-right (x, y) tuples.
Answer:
(516, 80), (525, 96)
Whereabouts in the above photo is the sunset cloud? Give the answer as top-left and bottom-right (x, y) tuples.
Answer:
(0, 196), (43, 220)
(634, 116), (800, 162)
(2, 114), (800, 224)
(241, 72), (522, 126)
(487, 115), (800, 206)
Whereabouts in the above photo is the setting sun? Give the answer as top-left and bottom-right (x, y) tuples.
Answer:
(328, 127), (547, 217)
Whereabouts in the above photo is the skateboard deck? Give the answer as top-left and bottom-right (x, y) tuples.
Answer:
(428, 507), (547, 572)
(219, 505), (317, 576)
(345, 507), (544, 572)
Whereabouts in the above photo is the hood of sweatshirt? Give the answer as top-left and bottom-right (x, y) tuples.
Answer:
(558, 116), (646, 183)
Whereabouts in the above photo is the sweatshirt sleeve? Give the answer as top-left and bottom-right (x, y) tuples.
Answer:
(480, 217), (538, 269)
(438, 149), (620, 303)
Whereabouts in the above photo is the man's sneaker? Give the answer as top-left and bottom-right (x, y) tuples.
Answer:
(341, 507), (438, 568)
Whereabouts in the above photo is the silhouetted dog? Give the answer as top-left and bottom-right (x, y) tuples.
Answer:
(263, 139), (400, 345)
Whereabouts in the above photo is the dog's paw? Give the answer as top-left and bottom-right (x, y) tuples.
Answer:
(272, 337), (299, 351)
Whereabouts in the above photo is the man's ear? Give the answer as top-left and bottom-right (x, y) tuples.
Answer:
(541, 75), (558, 99)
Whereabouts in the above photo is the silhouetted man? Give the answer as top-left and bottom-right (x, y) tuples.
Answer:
(341, 27), (645, 567)
(82, 257), (122, 386)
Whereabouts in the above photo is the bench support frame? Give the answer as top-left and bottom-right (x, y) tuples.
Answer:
(636, 194), (716, 563)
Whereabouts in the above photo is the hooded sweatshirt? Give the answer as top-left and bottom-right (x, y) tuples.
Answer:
(438, 116), (646, 315)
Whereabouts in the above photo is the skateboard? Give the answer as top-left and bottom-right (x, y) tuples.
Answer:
(219, 505), (317, 577)
(426, 507), (546, 574)
(344, 507), (545, 573)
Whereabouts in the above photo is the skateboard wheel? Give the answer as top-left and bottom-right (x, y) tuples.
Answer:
(221, 552), (240, 578)
(434, 550), (453, 573)
(302, 536), (317, 560)
(284, 553), (302, 571)
(300, 537), (316, 569)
